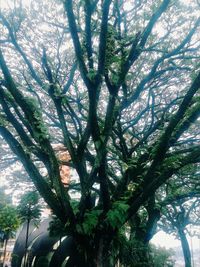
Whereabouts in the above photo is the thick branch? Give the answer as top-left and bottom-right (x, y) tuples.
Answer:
(0, 126), (70, 223)
(84, 0), (94, 69)
(64, 0), (91, 88)
(97, 0), (112, 78)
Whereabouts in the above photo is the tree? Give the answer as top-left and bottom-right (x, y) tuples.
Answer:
(159, 198), (200, 267)
(122, 167), (200, 265)
(151, 245), (175, 267)
(17, 191), (41, 267)
(153, 168), (200, 267)
(0, 205), (20, 267)
(0, 186), (12, 209)
(0, 0), (200, 265)
(0, 187), (10, 245)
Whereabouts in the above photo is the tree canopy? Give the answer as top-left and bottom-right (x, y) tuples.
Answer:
(0, 0), (200, 266)
(0, 205), (20, 239)
(0, 188), (20, 267)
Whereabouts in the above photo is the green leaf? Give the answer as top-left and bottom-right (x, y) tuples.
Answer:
(95, 140), (101, 149)
(87, 69), (96, 81)
(76, 209), (102, 235)
(106, 201), (129, 229)
(0, 205), (20, 236)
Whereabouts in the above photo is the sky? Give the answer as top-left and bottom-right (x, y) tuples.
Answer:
(0, 0), (31, 11)
(151, 230), (200, 250)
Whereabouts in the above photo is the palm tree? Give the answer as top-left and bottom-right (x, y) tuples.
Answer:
(17, 191), (41, 267)
(0, 205), (20, 267)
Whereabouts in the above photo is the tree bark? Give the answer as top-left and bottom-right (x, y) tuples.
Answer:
(178, 229), (191, 267)
(66, 235), (112, 267)
(96, 238), (111, 267)
(24, 218), (30, 267)
(2, 238), (8, 267)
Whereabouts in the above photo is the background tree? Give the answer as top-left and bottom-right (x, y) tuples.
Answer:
(0, 186), (12, 245)
(17, 191), (41, 267)
(0, 204), (20, 267)
(0, 186), (11, 208)
(159, 198), (200, 267)
(127, 166), (200, 262)
(151, 245), (175, 267)
(0, 0), (200, 266)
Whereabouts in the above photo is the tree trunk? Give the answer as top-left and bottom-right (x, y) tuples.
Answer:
(178, 229), (191, 267)
(66, 235), (112, 267)
(96, 238), (112, 267)
(129, 218), (153, 267)
(2, 238), (8, 267)
(24, 218), (30, 267)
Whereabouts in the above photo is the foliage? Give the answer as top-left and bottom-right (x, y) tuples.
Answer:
(0, 187), (20, 241)
(17, 191), (41, 223)
(48, 216), (67, 237)
(117, 236), (175, 267)
(151, 244), (175, 267)
(17, 191), (41, 267)
(78, 209), (103, 235)
(11, 254), (20, 266)
(118, 238), (153, 267)
(0, 186), (12, 209)
(106, 201), (129, 229)
(0, 204), (20, 238)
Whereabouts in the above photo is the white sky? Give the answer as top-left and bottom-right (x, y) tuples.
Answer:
(152, 231), (181, 249)
(151, 230), (200, 254)
(0, 0), (31, 9)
